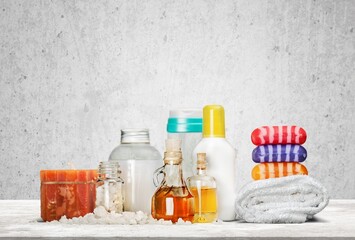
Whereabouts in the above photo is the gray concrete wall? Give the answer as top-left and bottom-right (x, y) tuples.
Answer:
(0, 0), (354, 199)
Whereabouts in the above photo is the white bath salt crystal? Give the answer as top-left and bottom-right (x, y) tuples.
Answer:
(107, 217), (118, 225)
(96, 184), (123, 213)
(122, 211), (135, 220)
(85, 213), (94, 218)
(94, 206), (108, 218)
(135, 211), (145, 220)
(47, 220), (59, 224)
(79, 217), (88, 224)
(161, 220), (173, 225)
(129, 219), (137, 225)
(59, 216), (68, 223)
(147, 216), (158, 224)
(65, 219), (73, 224)
(110, 213), (121, 220)
(177, 218), (184, 224)
(51, 207), (180, 225)
(136, 212), (149, 224)
(96, 219), (106, 225)
(116, 219), (126, 224)
(156, 218), (173, 225)
(211, 219), (223, 224)
(176, 218), (192, 225)
(85, 214), (96, 224)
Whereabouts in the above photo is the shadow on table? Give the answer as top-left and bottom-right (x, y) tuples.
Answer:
(232, 217), (328, 224)
(306, 216), (328, 223)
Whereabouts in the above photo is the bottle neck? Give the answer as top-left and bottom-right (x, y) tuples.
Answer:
(98, 161), (121, 180)
(197, 168), (207, 175)
(163, 163), (185, 186)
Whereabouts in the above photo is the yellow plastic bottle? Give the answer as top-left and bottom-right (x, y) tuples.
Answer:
(192, 105), (236, 221)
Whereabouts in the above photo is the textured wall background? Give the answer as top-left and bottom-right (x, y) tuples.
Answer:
(0, 0), (354, 199)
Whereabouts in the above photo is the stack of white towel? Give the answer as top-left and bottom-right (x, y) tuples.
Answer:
(235, 175), (329, 223)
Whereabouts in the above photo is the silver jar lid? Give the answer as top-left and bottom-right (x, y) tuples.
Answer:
(120, 128), (150, 144)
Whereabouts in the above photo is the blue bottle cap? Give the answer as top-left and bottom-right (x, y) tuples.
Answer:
(167, 109), (202, 133)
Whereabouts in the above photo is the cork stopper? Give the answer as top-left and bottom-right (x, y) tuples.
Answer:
(197, 153), (207, 170)
(164, 138), (182, 164)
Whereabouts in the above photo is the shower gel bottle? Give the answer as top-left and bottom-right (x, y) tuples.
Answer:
(192, 105), (236, 221)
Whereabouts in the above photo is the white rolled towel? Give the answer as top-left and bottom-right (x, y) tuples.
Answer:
(235, 175), (329, 223)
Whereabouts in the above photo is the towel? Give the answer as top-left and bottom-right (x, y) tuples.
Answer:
(235, 175), (329, 223)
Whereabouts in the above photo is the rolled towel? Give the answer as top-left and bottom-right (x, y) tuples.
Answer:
(235, 175), (329, 223)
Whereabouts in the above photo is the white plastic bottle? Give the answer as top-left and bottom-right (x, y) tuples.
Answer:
(192, 105), (236, 221)
(109, 129), (162, 213)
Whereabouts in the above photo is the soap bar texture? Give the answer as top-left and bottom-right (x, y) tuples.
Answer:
(252, 144), (307, 163)
(251, 126), (307, 146)
(251, 162), (308, 180)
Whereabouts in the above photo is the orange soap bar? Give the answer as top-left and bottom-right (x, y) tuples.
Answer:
(40, 169), (97, 222)
(251, 162), (308, 180)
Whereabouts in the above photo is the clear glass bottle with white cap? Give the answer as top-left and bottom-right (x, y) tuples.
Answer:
(109, 129), (162, 213)
(167, 109), (202, 179)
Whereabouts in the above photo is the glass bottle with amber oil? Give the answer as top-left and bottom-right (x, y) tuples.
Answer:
(187, 153), (218, 223)
(151, 139), (194, 223)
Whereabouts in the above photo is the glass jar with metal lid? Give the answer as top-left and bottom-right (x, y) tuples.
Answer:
(96, 161), (124, 213)
(108, 129), (162, 213)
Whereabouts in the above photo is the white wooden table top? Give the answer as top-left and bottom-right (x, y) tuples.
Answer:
(0, 200), (354, 239)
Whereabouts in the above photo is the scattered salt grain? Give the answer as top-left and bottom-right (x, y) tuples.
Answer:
(59, 216), (68, 223)
(129, 219), (137, 225)
(176, 218), (192, 225)
(93, 206), (108, 218)
(57, 207), (191, 225)
(213, 219), (224, 224)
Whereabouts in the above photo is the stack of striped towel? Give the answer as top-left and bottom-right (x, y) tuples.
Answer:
(250, 126), (308, 180)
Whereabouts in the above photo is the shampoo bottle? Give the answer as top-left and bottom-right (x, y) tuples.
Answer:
(192, 105), (236, 221)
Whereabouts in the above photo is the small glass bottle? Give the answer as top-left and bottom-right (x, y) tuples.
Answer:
(151, 139), (194, 223)
(96, 161), (124, 213)
(187, 153), (218, 223)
